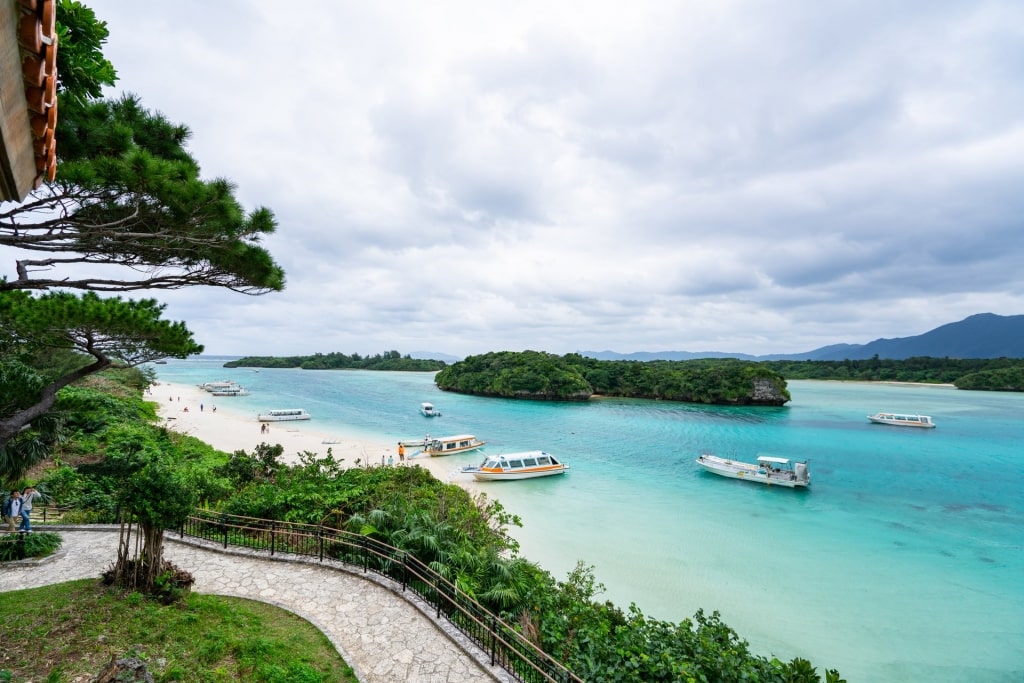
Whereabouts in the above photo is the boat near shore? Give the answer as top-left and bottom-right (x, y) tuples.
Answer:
(696, 454), (810, 488)
(258, 408), (311, 422)
(461, 451), (569, 481)
(418, 434), (485, 457)
(420, 402), (441, 417)
(867, 412), (936, 428)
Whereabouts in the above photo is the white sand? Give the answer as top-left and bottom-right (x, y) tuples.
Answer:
(151, 380), (476, 489)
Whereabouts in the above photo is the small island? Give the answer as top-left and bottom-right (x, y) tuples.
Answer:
(223, 350), (446, 371)
(435, 351), (791, 405)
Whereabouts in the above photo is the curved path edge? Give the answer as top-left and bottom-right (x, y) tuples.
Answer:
(0, 527), (513, 683)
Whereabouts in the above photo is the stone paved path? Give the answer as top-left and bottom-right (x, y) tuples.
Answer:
(0, 528), (511, 683)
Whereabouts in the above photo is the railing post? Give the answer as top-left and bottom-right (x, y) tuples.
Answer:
(489, 614), (497, 667)
(269, 520), (276, 556)
(402, 553), (408, 592)
(318, 527), (325, 562)
(221, 515), (228, 549)
(361, 536), (368, 573)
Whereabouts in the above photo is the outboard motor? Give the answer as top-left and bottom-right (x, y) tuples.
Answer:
(794, 462), (809, 483)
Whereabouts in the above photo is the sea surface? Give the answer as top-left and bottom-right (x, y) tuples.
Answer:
(154, 357), (1023, 682)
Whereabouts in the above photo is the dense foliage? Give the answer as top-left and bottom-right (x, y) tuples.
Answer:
(436, 351), (791, 405)
(0, 0), (286, 456)
(224, 350), (446, 371)
(0, 530), (62, 561)
(762, 356), (1024, 390)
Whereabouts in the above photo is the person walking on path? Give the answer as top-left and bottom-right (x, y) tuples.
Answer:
(18, 487), (41, 532)
(4, 490), (21, 533)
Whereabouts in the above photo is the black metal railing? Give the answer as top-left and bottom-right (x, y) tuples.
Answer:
(179, 509), (582, 683)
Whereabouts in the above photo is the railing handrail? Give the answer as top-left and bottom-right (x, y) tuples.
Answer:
(179, 508), (582, 683)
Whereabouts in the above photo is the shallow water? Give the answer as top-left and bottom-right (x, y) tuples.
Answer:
(156, 358), (1024, 682)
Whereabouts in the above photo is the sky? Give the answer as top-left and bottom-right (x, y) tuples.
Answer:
(34, 2), (1024, 356)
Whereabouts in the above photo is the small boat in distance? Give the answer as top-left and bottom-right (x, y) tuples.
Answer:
(461, 451), (569, 481)
(258, 408), (311, 422)
(696, 454), (810, 488)
(867, 412), (936, 428)
(420, 402), (441, 417)
(420, 434), (485, 457)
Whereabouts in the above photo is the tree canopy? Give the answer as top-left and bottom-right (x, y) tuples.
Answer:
(435, 351), (791, 405)
(0, 290), (202, 451)
(0, 94), (286, 294)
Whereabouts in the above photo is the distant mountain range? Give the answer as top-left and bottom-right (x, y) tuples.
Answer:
(580, 313), (1024, 361)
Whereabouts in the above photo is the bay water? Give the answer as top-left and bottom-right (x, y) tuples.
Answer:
(155, 358), (1023, 682)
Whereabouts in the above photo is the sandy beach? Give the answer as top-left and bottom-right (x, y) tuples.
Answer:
(151, 380), (474, 488)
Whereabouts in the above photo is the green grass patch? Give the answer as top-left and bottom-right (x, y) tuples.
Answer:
(0, 579), (357, 682)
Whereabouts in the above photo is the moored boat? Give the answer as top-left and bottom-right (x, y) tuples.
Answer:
(258, 408), (311, 422)
(420, 402), (441, 417)
(419, 434), (485, 457)
(867, 412), (936, 428)
(461, 451), (569, 481)
(696, 454), (810, 488)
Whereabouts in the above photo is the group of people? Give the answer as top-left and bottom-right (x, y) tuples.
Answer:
(2, 486), (41, 533)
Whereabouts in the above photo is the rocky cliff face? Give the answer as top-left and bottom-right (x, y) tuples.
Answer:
(748, 378), (789, 405)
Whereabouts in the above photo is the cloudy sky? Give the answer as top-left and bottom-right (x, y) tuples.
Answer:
(57, 1), (1024, 356)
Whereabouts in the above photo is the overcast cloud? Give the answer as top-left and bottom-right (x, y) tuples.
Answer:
(39, 1), (1024, 356)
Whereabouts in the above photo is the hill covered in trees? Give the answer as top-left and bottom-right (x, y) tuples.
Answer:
(223, 351), (445, 371)
(435, 351), (790, 405)
(762, 356), (1024, 391)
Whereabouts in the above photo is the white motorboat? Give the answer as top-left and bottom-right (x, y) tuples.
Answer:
(258, 408), (311, 422)
(696, 454), (810, 488)
(420, 402), (441, 417)
(867, 412), (936, 428)
(418, 434), (485, 457)
(461, 451), (569, 481)
(210, 386), (249, 396)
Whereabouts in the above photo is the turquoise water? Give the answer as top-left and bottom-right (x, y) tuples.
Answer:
(155, 358), (1023, 682)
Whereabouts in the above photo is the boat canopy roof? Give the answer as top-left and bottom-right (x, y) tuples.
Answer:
(757, 455), (791, 464)
(432, 434), (476, 441)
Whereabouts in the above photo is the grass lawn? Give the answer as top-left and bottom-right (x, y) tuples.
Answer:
(0, 579), (358, 682)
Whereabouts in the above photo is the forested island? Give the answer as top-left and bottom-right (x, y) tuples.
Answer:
(435, 351), (791, 405)
(223, 350), (446, 371)
(761, 356), (1024, 391)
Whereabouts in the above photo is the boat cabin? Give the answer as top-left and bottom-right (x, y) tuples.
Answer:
(420, 402), (441, 417)
(422, 434), (485, 456)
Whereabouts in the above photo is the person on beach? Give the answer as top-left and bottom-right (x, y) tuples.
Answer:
(200, 403), (204, 412)
(18, 487), (41, 532)
(3, 490), (21, 532)
(387, 454), (394, 466)
(398, 443), (405, 463)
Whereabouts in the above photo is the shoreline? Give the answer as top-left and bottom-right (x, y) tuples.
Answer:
(151, 380), (481, 491)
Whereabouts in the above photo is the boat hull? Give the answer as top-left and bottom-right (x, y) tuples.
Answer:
(696, 455), (809, 488)
(467, 466), (568, 481)
(867, 414), (935, 428)
(258, 411), (311, 422)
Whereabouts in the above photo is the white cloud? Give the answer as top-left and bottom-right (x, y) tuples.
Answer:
(21, 0), (1024, 356)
